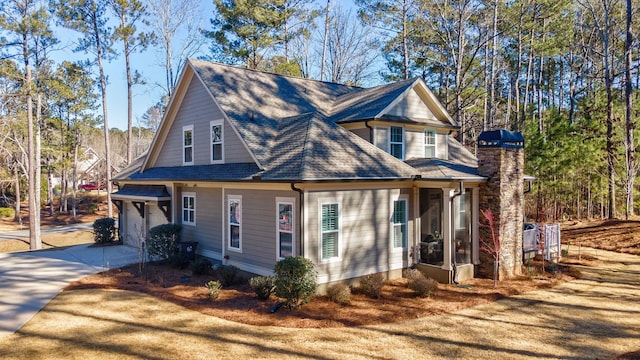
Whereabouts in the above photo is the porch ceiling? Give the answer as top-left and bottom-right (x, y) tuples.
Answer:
(111, 184), (171, 202)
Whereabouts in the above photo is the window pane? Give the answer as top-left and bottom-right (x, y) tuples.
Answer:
(322, 232), (338, 259)
(390, 127), (403, 142)
(230, 224), (240, 248)
(184, 130), (192, 146)
(279, 232), (293, 257)
(184, 147), (192, 163)
(212, 143), (222, 161)
(391, 144), (403, 159)
(321, 204), (338, 231)
(393, 224), (407, 248)
(211, 125), (222, 142)
(279, 203), (292, 231)
(230, 200), (240, 224)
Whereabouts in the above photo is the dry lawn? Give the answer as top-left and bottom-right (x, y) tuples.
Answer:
(1, 215), (639, 359)
(0, 248), (639, 360)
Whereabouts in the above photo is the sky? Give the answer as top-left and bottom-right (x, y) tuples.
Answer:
(52, 1), (213, 131)
(51, 0), (361, 132)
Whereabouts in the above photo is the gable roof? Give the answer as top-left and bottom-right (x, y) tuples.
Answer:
(124, 59), (479, 183)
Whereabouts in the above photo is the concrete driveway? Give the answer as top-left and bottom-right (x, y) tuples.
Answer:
(0, 244), (139, 337)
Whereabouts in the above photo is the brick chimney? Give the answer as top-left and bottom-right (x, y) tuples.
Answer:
(477, 130), (525, 279)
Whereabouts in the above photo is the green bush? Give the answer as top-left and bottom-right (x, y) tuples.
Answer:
(92, 218), (116, 244)
(205, 280), (222, 300)
(274, 256), (317, 309)
(0, 207), (15, 218)
(218, 265), (239, 286)
(146, 224), (182, 261)
(404, 269), (438, 297)
(248, 276), (275, 300)
(358, 273), (384, 299)
(326, 283), (351, 305)
(191, 257), (212, 275)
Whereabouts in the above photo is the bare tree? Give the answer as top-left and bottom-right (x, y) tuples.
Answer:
(147, 0), (203, 97)
(323, 5), (379, 85)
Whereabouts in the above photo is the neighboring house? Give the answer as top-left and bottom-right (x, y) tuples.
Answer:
(113, 59), (525, 287)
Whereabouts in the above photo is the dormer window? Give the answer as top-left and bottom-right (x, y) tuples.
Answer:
(390, 126), (404, 160)
(210, 120), (223, 163)
(183, 125), (193, 165)
(425, 130), (437, 158)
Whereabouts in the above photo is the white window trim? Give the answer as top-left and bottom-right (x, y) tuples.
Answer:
(319, 200), (341, 263)
(389, 126), (405, 160)
(182, 192), (196, 226)
(391, 195), (409, 249)
(276, 197), (295, 260)
(425, 129), (437, 158)
(183, 125), (194, 166)
(210, 119), (224, 164)
(227, 195), (242, 252)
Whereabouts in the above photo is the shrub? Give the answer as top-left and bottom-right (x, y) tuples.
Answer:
(191, 257), (212, 275)
(274, 256), (317, 309)
(218, 265), (239, 286)
(0, 207), (15, 218)
(249, 276), (275, 300)
(205, 280), (222, 300)
(404, 268), (438, 297)
(359, 273), (384, 299)
(92, 218), (116, 244)
(326, 283), (351, 305)
(146, 224), (182, 261)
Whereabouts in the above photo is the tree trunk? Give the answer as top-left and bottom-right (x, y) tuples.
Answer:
(93, 14), (113, 219)
(624, 0), (634, 219)
(320, 0), (330, 81)
(13, 164), (20, 223)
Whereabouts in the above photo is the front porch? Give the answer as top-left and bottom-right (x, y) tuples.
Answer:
(413, 186), (479, 284)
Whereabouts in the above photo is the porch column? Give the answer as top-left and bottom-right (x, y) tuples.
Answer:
(472, 187), (480, 264)
(442, 188), (453, 271)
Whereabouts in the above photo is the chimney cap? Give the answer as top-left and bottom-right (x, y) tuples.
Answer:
(478, 129), (524, 149)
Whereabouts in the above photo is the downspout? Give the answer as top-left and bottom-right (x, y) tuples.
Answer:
(365, 120), (373, 143)
(291, 183), (304, 257)
(450, 181), (465, 285)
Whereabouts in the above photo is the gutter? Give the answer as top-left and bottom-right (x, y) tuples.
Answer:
(291, 183), (304, 258)
(365, 120), (373, 144)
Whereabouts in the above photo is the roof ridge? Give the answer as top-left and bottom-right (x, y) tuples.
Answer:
(189, 58), (362, 91)
(298, 113), (321, 180)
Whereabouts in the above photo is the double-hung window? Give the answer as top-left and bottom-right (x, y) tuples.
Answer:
(182, 192), (195, 225)
(321, 203), (339, 260)
(425, 130), (436, 158)
(183, 125), (194, 165)
(392, 197), (408, 248)
(277, 199), (294, 258)
(228, 195), (242, 251)
(390, 126), (404, 159)
(210, 120), (223, 163)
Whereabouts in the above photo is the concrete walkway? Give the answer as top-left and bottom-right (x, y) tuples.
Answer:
(0, 244), (139, 337)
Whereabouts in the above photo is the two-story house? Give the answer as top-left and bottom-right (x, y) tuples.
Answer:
(112, 59), (525, 287)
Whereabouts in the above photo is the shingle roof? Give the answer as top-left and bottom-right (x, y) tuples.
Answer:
(118, 60), (480, 183)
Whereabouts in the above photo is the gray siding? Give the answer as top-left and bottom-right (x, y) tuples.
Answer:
(223, 189), (299, 273)
(178, 186), (223, 254)
(387, 89), (437, 121)
(374, 127), (388, 151)
(155, 76), (254, 167)
(437, 133), (449, 159)
(351, 127), (370, 142)
(405, 128), (424, 159)
(306, 188), (413, 284)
